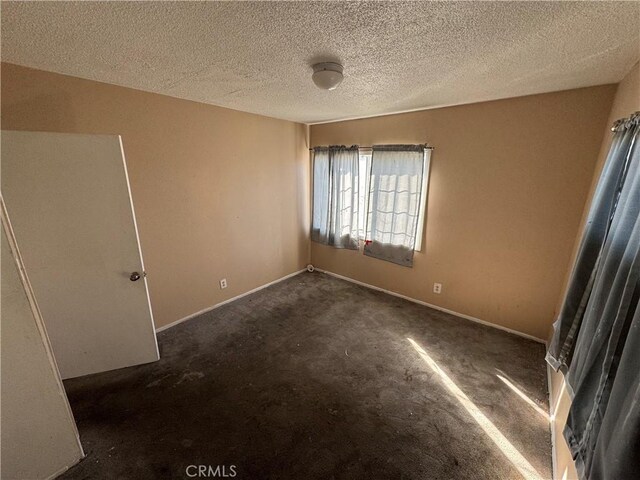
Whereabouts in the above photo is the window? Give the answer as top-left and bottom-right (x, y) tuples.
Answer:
(312, 144), (431, 267)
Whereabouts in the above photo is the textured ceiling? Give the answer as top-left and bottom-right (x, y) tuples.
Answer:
(2, 1), (639, 124)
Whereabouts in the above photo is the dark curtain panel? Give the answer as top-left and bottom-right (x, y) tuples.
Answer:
(547, 117), (638, 373)
(547, 112), (640, 480)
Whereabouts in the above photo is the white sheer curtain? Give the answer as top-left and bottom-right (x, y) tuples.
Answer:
(311, 146), (359, 249)
(364, 145), (428, 266)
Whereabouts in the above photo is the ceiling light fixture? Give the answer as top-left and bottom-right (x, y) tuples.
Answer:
(312, 62), (344, 90)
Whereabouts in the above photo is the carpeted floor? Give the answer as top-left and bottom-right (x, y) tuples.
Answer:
(61, 272), (552, 479)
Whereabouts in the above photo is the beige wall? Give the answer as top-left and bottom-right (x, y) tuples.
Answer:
(549, 61), (640, 480)
(310, 85), (615, 340)
(1, 214), (84, 479)
(1, 63), (310, 329)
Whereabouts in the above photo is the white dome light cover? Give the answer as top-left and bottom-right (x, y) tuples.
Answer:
(312, 62), (344, 90)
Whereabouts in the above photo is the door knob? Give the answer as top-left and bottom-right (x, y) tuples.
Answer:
(130, 272), (141, 281)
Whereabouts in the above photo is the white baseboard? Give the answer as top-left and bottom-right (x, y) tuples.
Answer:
(156, 269), (307, 333)
(315, 268), (546, 344)
(156, 266), (546, 345)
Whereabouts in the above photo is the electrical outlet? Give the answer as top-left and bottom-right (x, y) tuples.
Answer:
(220, 278), (227, 289)
(433, 283), (442, 294)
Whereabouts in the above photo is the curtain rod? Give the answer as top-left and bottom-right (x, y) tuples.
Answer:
(308, 146), (434, 151)
(611, 111), (640, 132)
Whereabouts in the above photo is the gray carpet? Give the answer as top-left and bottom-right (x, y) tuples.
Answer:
(61, 272), (552, 479)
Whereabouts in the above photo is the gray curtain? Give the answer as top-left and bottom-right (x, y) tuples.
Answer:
(311, 146), (359, 249)
(548, 112), (640, 480)
(364, 145), (427, 267)
(547, 116), (639, 372)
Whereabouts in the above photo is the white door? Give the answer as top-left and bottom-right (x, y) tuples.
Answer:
(1, 131), (159, 379)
